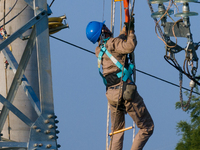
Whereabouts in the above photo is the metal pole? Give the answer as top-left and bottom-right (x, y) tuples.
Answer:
(0, 0), (38, 142)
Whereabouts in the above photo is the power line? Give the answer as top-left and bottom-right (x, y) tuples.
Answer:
(50, 35), (95, 55)
(50, 35), (200, 95)
(49, 0), (56, 7)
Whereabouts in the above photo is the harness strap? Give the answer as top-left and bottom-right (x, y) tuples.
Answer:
(98, 38), (134, 85)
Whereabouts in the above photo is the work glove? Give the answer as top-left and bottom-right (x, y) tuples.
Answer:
(124, 15), (135, 32)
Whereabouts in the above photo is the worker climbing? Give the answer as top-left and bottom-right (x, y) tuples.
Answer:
(86, 1), (154, 149)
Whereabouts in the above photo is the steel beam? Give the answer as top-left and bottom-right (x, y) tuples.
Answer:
(34, 0), (54, 118)
(27, 1), (57, 149)
(0, 142), (27, 148)
(0, 37), (41, 132)
(0, 10), (47, 52)
(0, 95), (33, 127)
(24, 0), (33, 9)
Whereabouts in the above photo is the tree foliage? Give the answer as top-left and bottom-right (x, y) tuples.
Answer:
(175, 86), (200, 150)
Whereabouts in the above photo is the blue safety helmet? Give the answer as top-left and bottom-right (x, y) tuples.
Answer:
(86, 21), (105, 44)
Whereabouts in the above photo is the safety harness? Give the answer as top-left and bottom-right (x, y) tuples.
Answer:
(98, 37), (134, 86)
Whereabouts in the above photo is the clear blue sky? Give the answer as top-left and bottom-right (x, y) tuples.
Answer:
(48, 0), (200, 150)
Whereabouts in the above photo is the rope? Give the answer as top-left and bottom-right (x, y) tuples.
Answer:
(147, 0), (164, 40)
(102, 0), (105, 22)
(106, 104), (110, 150)
(164, 55), (195, 111)
(120, 1), (122, 31)
(154, 0), (179, 48)
(179, 73), (193, 111)
(110, 0), (114, 33)
(130, 0), (136, 142)
(109, 55), (126, 150)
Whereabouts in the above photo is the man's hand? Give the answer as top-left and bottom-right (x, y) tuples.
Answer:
(124, 15), (135, 32)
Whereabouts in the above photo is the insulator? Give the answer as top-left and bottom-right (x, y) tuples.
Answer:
(151, 3), (174, 18)
(174, 12), (198, 17)
(174, 0), (197, 3)
(151, 10), (174, 18)
(149, 0), (169, 4)
(174, 2), (198, 17)
(190, 80), (196, 87)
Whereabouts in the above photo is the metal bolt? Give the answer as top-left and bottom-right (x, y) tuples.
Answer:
(36, 129), (41, 132)
(55, 120), (59, 124)
(38, 143), (43, 147)
(48, 124), (54, 129)
(33, 125), (37, 129)
(56, 130), (60, 134)
(46, 144), (52, 148)
(44, 130), (51, 134)
(57, 144), (61, 148)
(35, 7), (39, 10)
(48, 114), (54, 118)
(49, 135), (54, 139)
(44, 119), (50, 124)
(34, 143), (38, 147)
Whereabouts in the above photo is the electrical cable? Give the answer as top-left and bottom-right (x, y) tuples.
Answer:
(0, 4), (28, 29)
(50, 35), (95, 55)
(49, 35), (200, 95)
(0, 0), (18, 23)
(49, 0), (55, 7)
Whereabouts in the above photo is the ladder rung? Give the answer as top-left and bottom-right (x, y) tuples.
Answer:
(109, 126), (134, 136)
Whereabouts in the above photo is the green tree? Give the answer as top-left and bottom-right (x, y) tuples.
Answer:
(175, 86), (200, 150)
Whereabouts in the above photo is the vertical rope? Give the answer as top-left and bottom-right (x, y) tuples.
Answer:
(109, 55), (126, 150)
(110, 0), (113, 33)
(120, 1), (122, 31)
(147, 0), (164, 40)
(112, 1), (116, 37)
(106, 103), (110, 150)
(102, 0), (105, 22)
(132, 121), (135, 143)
